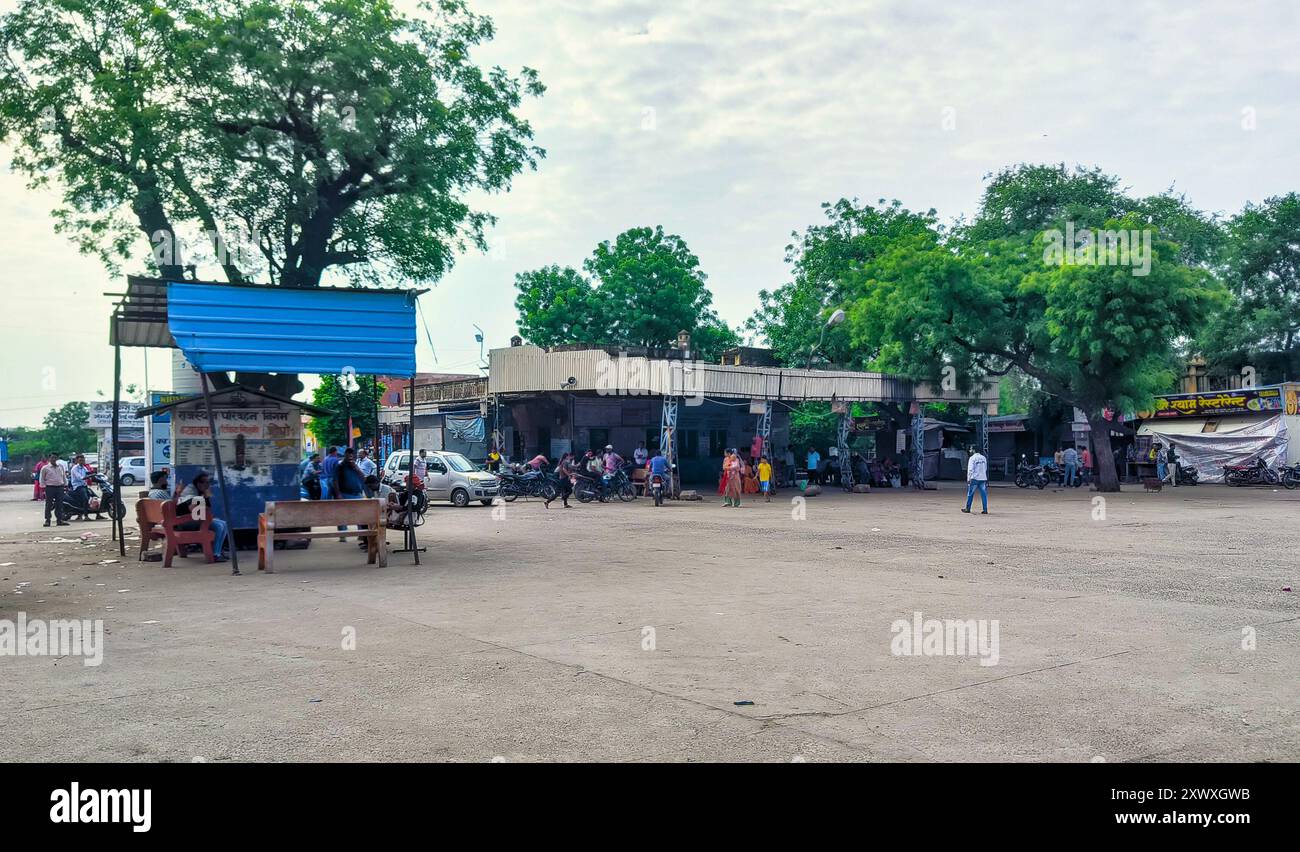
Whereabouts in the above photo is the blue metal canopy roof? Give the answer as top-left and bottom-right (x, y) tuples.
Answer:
(167, 282), (419, 377)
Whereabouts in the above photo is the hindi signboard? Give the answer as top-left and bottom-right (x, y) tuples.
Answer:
(1148, 387), (1283, 419)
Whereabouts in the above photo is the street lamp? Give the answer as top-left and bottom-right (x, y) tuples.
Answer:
(806, 309), (846, 370)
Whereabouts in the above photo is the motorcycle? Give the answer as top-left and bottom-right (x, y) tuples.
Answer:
(59, 473), (124, 521)
(1014, 455), (1050, 490)
(1224, 457), (1277, 486)
(1179, 464), (1200, 486)
(648, 470), (669, 507)
(496, 467), (558, 502)
(1278, 463), (1300, 490)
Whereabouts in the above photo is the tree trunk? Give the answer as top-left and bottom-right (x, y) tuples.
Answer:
(1087, 411), (1121, 492)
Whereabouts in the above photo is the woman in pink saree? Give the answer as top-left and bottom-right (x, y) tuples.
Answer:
(722, 449), (743, 507)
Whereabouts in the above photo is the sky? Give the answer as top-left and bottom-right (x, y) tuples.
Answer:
(1, 0), (1298, 426)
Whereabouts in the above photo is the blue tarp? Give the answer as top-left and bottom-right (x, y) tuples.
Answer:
(167, 282), (418, 377)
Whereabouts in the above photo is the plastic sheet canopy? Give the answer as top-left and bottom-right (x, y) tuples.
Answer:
(1142, 414), (1288, 483)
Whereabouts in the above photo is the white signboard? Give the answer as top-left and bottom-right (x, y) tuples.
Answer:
(86, 402), (143, 429)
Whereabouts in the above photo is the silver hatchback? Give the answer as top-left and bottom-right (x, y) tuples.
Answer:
(381, 450), (499, 507)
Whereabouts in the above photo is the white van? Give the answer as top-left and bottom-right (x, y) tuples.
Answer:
(381, 450), (499, 507)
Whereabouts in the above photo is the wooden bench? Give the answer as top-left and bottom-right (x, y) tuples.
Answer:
(257, 499), (386, 573)
(161, 500), (214, 567)
(135, 498), (168, 561)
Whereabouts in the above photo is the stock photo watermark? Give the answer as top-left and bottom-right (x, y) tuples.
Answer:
(1042, 222), (1153, 276)
(890, 611), (1000, 667)
(0, 614), (103, 666)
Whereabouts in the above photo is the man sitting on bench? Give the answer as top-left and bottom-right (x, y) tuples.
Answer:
(177, 472), (231, 563)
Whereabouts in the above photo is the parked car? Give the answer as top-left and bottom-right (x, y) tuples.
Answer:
(381, 450), (499, 507)
(117, 455), (147, 485)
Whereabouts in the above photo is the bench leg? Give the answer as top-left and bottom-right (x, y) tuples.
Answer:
(263, 526), (275, 574)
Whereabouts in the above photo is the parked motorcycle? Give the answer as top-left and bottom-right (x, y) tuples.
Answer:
(496, 467), (558, 502)
(1278, 463), (1300, 490)
(1224, 457), (1278, 487)
(1014, 455), (1050, 490)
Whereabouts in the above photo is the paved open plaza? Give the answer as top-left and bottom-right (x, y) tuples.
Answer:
(1, 482), (1295, 762)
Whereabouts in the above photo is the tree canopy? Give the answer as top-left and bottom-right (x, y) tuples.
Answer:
(0, 0), (544, 287)
(514, 225), (739, 362)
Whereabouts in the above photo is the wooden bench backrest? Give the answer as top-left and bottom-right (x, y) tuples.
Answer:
(266, 499), (382, 528)
(137, 498), (166, 526)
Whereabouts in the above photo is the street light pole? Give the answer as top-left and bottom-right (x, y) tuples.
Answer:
(805, 309), (846, 370)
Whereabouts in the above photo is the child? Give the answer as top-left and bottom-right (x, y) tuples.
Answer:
(758, 455), (772, 502)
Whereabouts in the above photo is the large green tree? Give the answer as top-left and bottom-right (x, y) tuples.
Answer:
(843, 166), (1225, 491)
(307, 375), (384, 449)
(1, 0), (543, 288)
(514, 226), (739, 361)
(1, 0), (544, 396)
(1199, 193), (1300, 383)
(42, 402), (96, 456)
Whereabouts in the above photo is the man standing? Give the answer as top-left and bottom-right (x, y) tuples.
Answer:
(40, 452), (70, 526)
(1080, 446), (1092, 485)
(412, 449), (428, 482)
(69, 454), (94, 520)
(783, 446), (795, 487)
(1062, 445), (1079, 487)
(962, 445), (988, 515)
(806, 447), (821, 485)
(1166, 444), (1179, 486)
(357, 448), (376, 479)
(633, 441), (648, 468)
(320, 446), (340, 502)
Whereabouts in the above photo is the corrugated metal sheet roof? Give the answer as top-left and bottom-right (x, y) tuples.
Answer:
(168, 282), (419, 376)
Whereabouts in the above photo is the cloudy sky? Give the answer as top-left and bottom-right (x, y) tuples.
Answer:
(1, 0), (1297, 426)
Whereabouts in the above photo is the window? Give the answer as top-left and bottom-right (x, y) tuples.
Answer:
(680, 429), (700, 458)
(443, 453), (475, 473)
(709, 429), (728, 456)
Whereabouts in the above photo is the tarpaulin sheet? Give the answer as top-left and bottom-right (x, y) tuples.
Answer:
(1141, 414), (1288, 483)
(446, 415), (486, 443)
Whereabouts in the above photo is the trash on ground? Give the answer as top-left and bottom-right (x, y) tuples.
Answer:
(733, 700), (755, 706)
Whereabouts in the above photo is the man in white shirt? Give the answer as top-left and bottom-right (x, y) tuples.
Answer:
(962, 446), (988, 514)
(357, 448), (377, 477)
(411, 449), (428, 483)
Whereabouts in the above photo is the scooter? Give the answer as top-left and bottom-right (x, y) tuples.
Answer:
(59, 473), (124, 521)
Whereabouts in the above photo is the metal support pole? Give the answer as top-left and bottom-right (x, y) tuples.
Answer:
(398, 376), (422, 563)
(371, 375), (381, 464)
(199, 372), (240, 575)
(660, 395), (679, 498)
(911, 409), (926, 490)
(838, 411), (854, 491)
(111, 313), (125, 555)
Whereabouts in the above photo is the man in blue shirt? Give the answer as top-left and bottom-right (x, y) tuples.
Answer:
(320, 446), (340, 501)
(806, 448), (821, 485)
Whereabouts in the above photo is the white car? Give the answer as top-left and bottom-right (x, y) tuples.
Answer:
(381, 450), (499, 507)
(117, 455), (147, 485)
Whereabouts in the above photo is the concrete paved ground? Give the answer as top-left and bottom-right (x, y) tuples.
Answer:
(1, 481), (1296, 762)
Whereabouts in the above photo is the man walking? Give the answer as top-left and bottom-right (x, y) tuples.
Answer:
(40, 452), (70, 526)
(962, 445), (988, 515)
